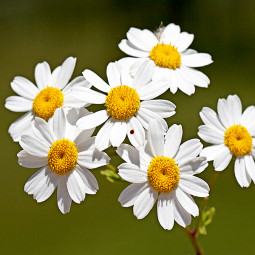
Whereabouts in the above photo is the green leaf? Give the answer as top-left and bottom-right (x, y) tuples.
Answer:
(198, 207), (215, 235)
(100, 169), (122, 183)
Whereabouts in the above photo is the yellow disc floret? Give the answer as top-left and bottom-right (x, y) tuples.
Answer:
(48, 139), (78, 175)
(149, 43), (181, 69)
(148, 156), (180, 193)
(105, 85), (140, 120)
(224, 125), (252, 156)
(33, 87), (64, 120)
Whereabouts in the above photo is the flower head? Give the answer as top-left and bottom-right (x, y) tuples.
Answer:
(117, 120), (209, 230)
(5, 57), (90, 142)
(73, 60), (176, 150)
(118, 23), (213, 95)
(198, 94), (255, 187)
(18, 108), (110, 214)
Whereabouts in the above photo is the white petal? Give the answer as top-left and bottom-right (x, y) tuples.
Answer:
(77, 110), (109, 130)
(226, 95), (242, 125)
(133, 186), (157, 219)
(24, 167), (47, 194)
(8, 112), (34, 142)
(181, 49), (198, 55)
(116, 144), (140, 166)
(57, 175), (72, 214)
(175, 139), (203, 163)
(49, 66), (61, 87)
(241, 106), (255, 136)
(118, 163), (147, 183)
(55, 57), (76, 90)
(18, 150), (47, 168)
(200, 144), (225, 161)
(130, 58), (150, 76)
(138, 79), (169, 100)
(180, 66), (210, 88)
(76, 165), (99, 194)
(107, 62), (121, 88)
(147, 119), (164, 157)
(217, 98), (233, 128)
(179, 174), (209, 197)
(5, 96), (33, 112)
(127, 27), (157, 51)
(245, 155), (255, 183)
(164, 124), (183, 158)
(11, 76), (39, 100)
(34, 61), (51, 90)
(175, 32), (194, 52)
(157, 193), (174, 230)
(110, 121), (127, 147)
(152, 68), (177, 94)
(140, 100), (176, 119)
(175, 187), (199, 216)
(198, 125), (224, 144)
(74, 129), (95, 149)
(95, 119), (114, 151)
(234, 157), (251, 187)
(199, 107), (225, 132)
(127, 116), (145, 148)
(34, 167), (58, 203)
(62, 76), (91, 93)
(78, 149), (110, 169)
(63, 94), (89, 108)
(32, 117), (56, 146)
(82, 69), (110, 93)
(213, 146), (232, 171)
(160, 23), (180, 45)
(139, 147), (153, 170)
(76, 137), (96, 153)
(20, 135), (49, 157)
(174, 69), (195, 96)
(181, 53), (213, 67)
(172, 197), (191, 227)
(118, 183), (148, 207)
(118, 39), (150, 58)
(66, 170), (86, 203)
(72, 87), (106, 104)
(52, 108), (66, 140)
(179, 157), (208, 175)
(136, 108), (168, 131)
(132, 60), (155, 90)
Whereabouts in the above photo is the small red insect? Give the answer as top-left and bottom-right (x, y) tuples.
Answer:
(130, 129), (134, 134)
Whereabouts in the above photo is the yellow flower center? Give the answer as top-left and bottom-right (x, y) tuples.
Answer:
(48, 139), (78, 175)
(149, 43), (181, 69)
(33, 87), (64, 120)
(148, 156), (180, 193)
(224, 125), (252, 156)
(105, 85), (140, 120)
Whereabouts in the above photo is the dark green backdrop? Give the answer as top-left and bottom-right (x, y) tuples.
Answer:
(1, 0), (255, 254)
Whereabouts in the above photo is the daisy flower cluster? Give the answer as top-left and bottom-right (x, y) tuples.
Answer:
(5, 22), (254, 236)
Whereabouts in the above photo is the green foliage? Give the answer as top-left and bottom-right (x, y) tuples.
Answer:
(198, 207), (216, 235)
(100, 164), (123, 183)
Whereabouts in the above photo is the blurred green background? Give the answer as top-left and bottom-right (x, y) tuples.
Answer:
(1, 0), (255, 254)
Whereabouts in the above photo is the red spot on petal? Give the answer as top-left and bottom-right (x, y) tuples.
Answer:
(130, 129), (134, 134)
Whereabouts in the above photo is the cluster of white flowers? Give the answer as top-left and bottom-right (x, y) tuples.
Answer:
(5, 23), (255, 231)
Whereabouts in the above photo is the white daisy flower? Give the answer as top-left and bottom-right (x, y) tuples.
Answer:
(117, 120), (209, 230)
(198, 94), (255, 187)
(118, 23), (213, 95)
(5, 57), (90, 142)
(73, 60), (176, 151)
(18, 108), (110, 214)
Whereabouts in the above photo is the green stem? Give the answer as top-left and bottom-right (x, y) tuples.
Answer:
(196, 171), (219, 231)
(183, 226), (205, 255)
(183, 171), (219, 255)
